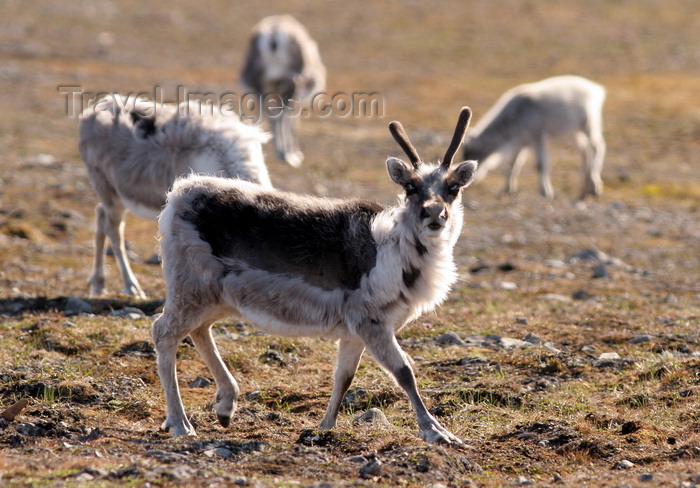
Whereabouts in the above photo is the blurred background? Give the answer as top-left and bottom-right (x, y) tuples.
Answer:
(0, 0), (698, 297)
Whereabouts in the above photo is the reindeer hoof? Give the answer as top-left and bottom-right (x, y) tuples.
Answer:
(162, 419), (197, 437)
(420, 425), (463, 445)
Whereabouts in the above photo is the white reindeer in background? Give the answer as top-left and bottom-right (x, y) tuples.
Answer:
(152, 107), (478, 444)
(463, 75), (606, 199)
(79, 98), (272, 299)
(240, 15), (326, 168)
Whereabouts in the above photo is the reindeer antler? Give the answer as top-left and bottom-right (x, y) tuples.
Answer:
(389, 120), (421, 168)
(441, 107), (472, 168)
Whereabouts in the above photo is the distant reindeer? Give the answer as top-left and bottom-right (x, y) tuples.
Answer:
(463, 75), (606, 199)
(79, 97), (271, 299)
(152, 107), (478, 444)
(240, 15), (326, 168)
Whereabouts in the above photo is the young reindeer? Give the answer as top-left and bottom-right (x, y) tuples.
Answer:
(463, 75), (606, 200)
(240, 15), (326, 168)
(153, 107), (478, 444)
(79, 97), (272, 299)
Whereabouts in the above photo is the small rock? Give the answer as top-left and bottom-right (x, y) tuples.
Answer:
(352, 408), (389, 426)
(592, 263), (609, 279)
(16, 422), (44, 436)
(498, 337), (530, 349)
(259, 349), (286, 366)
(514, 475), (534, 485)
(189, 376), (212, 388)
(435, 331), (467, 346)
(245, 390), (261, 401)
(110, 307), (146, 320)
(65, 296), (93, 316)
(496, 281), (517, 290)
(74, 472), (94, 482)
(582, 345), (596, 353)
(539, 293), (571, 302)
(359, 458), (382, 478)
(347, 455), (368, 463)
(553, 472), (563, 483)
(515, 317), (529, 325)
(342, 387), (367, 407)
(572, 289), (595, 300)
(523, 333), (542, 344)
(639, 473), (654, 482)
(599, 352), (621, 360)
(213, 447), (233, 459)
(616, 459), (634, 470)
(545, 259), (567, 268)
(29, 153), (57, 166)
(629, 335), (652, 344)
(569, 248), (605, 262)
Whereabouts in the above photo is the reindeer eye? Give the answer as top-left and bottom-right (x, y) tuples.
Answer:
(447, 183), (461, 196)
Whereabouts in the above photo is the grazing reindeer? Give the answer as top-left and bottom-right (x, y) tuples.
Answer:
(240, 15), (326, 167)
(79, 97), (272, 299)
(463, 75), (606, 199)
(152, 107), (478, 444)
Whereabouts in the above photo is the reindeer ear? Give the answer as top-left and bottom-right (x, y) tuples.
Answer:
(386, 157), (414, 186)
(449, 160), (479, 189)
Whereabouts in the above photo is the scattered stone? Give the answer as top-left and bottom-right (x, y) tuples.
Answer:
(582, 345), (596, 353)
(110, 307), (146, 320)
(553, 472), (564, 483)
(599, 352), (621, 360)
(16, 422), (45, 436)
(545, 259), (567, 268)
(497, 337), (530, 349)
(189, 376), (212, 388)
(28, 153), (57, 166)
(259, 349), (286, 366)
(539, 293), (571, 302)
(572, 289), (595, 300)
(435, 331), (467, 346)
(114, 341), (156, 358)
(245, 390), (261, 401)
(352, 408), (389, 426)
(213, 447), (234, 459)
(65, 296), (93, 316)
(523, 333), (543, 344)
(347, 455), (368, 463)
(616, 459), (634, 470)
(1, 398), (29, 421)
(515, 317), (529, 325)
(342, 387), (368, 407)
(639, 473), (654, 482)
(169, 465), (195, 480)
(496, 281), (517, 290)
(592, 263), (609, 279)
(359, 458), (382, 479)
(629, 335), (652, 344)
(512, 475), (534, 485)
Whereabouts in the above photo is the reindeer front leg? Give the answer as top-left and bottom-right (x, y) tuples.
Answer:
(357, 320), (462, 444)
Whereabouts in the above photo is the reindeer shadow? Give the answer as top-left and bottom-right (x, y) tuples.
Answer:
(0, 296), (165, 317)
